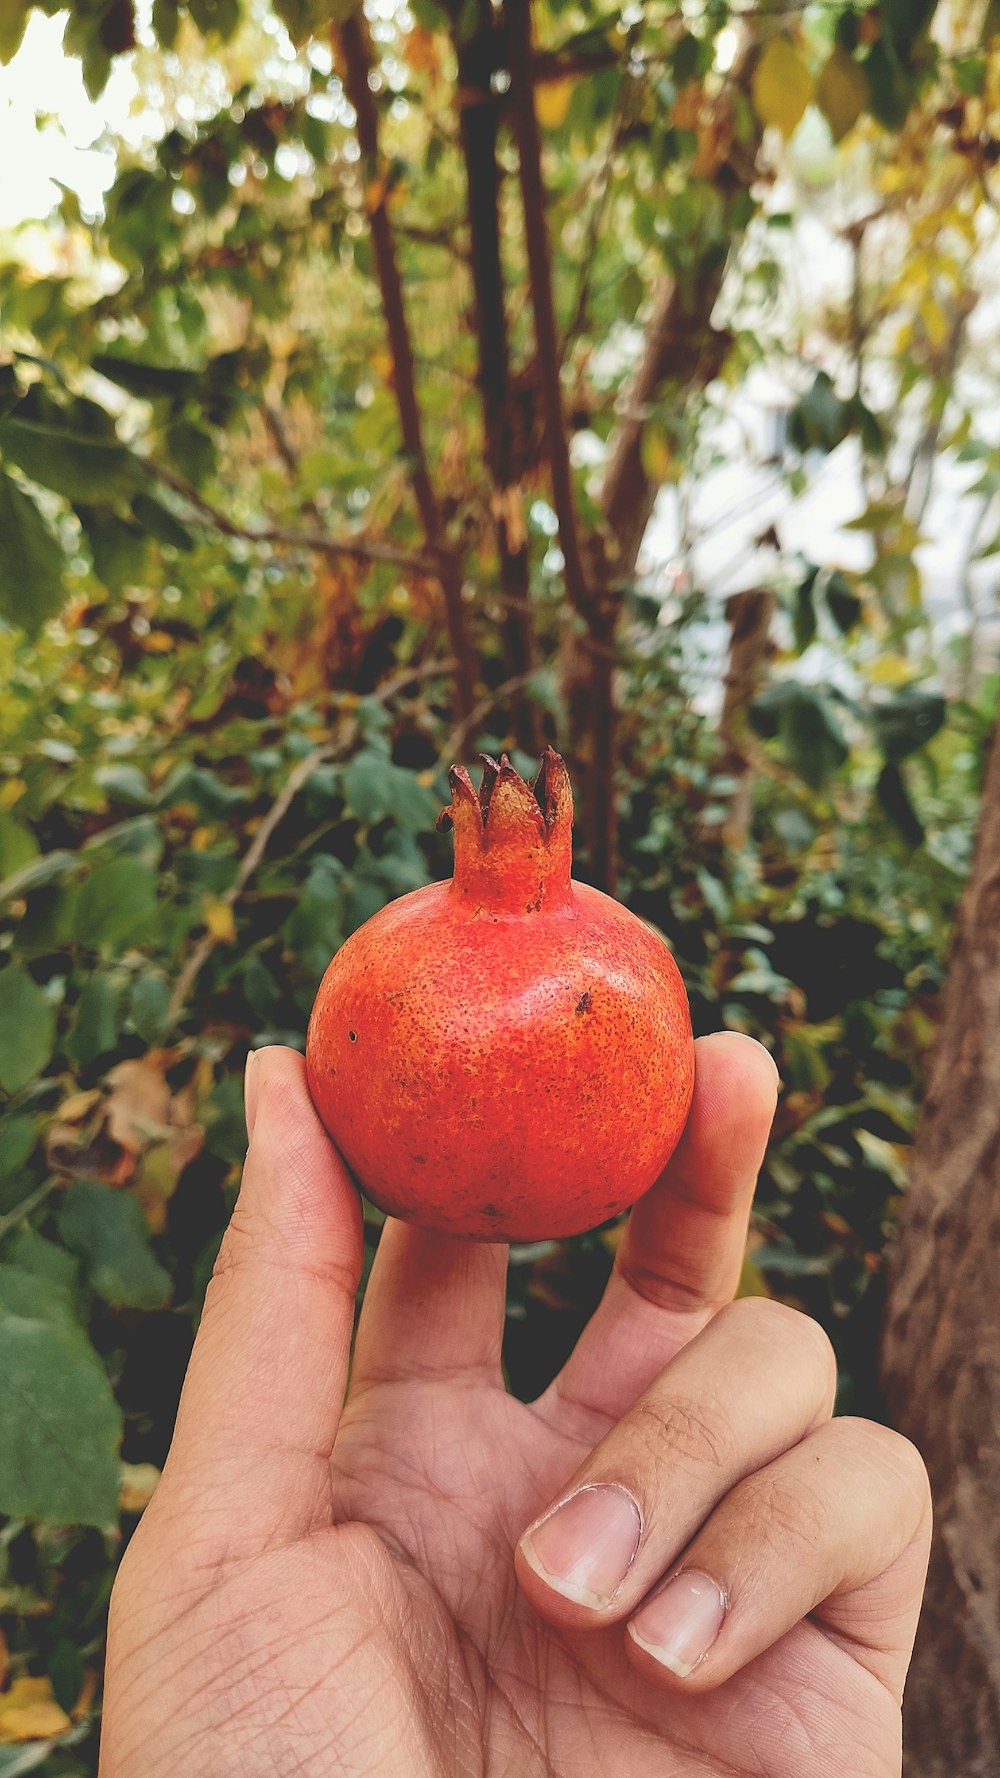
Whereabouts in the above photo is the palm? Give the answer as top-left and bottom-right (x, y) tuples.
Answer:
(331, 1374), (895, 1778)
(102, 1045), (918, 1778)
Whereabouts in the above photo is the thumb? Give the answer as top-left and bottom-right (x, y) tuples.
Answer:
(161, 1046), (363, 1554)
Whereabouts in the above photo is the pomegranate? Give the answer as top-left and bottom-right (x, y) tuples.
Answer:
(305, 748), (694, 1240)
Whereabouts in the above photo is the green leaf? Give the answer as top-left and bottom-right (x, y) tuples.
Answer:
(954, 54), (986, 97)
(204, 1074), (249, 1167)
(0, 1273), (122, 1527)
(72, 857), (157, 951)
(0, 416), (143, 504)
(823, 569), (862, 634)
(0, 1265), (78, 1330)
(129, 974), (170, 1044)
(343, 750), (440, 831)
(94, 764), (152, 807)
(788, 372), (851, 455)
(49, 1638), (85, 1716)
(165, 420), (215, 485)
(78, 507), (149, 592)
(0, 1741), (63, 1775)
(131, 491), (195, 551)
(66, 973), (123, 1069)
(0, 1113), (37, 1180)
(5, 1229), (78, 1292)
(0, 968), (56, 1094)
(792, 563), (819, 652)
(84, 814), (163, 868)
(871, 688), (947, 761)
(0, 811), (39, 879)
(876, 760), (924, 846)
(91, 353), (198, 401)
(0, 848), (77, 901)
(750, 682), (850, 790)
(0, 470), (65, 635)
(58, 1180), (171, 1309)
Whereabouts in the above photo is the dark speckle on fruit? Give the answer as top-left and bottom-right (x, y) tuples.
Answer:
(575, 990), (592, 1015)
(349, 1030), (358, 1043)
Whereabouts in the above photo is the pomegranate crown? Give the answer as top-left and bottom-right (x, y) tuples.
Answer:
(437, 746), (574, 910)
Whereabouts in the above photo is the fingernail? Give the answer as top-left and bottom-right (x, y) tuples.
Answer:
(519, 1484), (642, 1609)
(628, 1570), (726, 1677)
(244, 1050), (260, 1139)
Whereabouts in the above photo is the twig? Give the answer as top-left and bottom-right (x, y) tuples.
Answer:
(436, 670), (539, 767)
(0, 1177), (60, 1241)
(150, 464), (438, 574)
(338, 9), (478, 727)
(164, 659), (456, 1027)
(165, 744), (335, 1030)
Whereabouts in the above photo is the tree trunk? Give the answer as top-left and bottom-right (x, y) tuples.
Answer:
(881, 718), (1000, 1776)
(709, 587), (776, 848)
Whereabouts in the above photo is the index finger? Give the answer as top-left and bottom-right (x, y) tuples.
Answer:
(536, 1033), (778, 1437)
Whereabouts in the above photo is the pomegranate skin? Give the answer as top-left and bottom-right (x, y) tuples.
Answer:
(306, 750), (694, 1241)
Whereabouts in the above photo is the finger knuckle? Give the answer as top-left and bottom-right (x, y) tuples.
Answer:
(722, 1297), (837, 1397)
(628, 1392), (730, 1474)
(833, 1418), (932, 1521)
(738, 1466), (827, 1555)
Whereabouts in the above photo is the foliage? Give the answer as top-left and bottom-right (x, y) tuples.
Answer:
(0, 0), (996, 1765)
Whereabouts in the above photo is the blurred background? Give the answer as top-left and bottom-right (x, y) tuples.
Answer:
(1, 0), (998, 1771)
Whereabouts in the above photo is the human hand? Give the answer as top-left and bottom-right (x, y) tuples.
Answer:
(100, 1035), (930, 1778)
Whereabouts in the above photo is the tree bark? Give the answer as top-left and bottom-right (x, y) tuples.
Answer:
(881, 717), (1000, 1776)
(709, 587), (776, 849)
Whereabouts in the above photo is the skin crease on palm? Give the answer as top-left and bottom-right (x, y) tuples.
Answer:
(100, 1036), (931, 1778)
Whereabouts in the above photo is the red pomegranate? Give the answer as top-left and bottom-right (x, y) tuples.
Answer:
(305, 748), (694, 1240)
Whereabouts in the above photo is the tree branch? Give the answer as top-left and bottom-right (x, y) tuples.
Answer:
(453, 0), (544, 754)
(559, 60), (636, 359)
(339, 8), (478, 727)
(165, 743), (336, 1030)
(150, 463), (438, 573)
(598, 31), (760, 581)
(507, 0), (592, 624)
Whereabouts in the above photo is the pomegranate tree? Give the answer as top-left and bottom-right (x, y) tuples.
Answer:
(306, 748), (694, 1239)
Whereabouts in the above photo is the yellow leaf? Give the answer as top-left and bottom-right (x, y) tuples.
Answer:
(920, 295), (949, 349)
(535, 75), (575, 130)
(0, 777), (25, 811)
(816, 44), (868, 142)
(641, 427), (673, 484)
(735, 1254), (771, 1299)
(202, 897), (236, 943)
(752, 37), (814, 139)
(867, 653), (913, 686)
(120, 1461), (161, 1514)
(0, 1676), (72, 1744)
(191, 826), (215, 852)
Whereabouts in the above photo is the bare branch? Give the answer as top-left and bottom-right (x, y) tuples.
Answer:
(150, 463), (438, 573)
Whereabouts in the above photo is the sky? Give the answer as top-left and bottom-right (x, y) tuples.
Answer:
(0, 12), (135, 229)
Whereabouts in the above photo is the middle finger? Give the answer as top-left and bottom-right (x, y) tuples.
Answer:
(515, 1297), (836, 1625)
